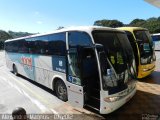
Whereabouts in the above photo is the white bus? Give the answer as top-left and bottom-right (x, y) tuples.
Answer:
(151, 33), (160, 51)
(4, 26), (136, 114)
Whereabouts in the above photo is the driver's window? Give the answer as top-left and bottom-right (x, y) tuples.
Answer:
(68, 31), (92, 47)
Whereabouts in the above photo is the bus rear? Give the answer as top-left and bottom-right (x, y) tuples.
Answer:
(117, 27), (156, 78)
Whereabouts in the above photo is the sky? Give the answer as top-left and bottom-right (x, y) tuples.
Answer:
(0, 0), (159, 33)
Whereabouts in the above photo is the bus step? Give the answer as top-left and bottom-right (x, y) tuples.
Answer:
(90, 96), (100, 101)
(85, 104), (99, 111)
(86, 96), (100, 110)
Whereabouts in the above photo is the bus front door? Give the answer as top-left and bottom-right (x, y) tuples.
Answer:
(66, 48), (84, 108)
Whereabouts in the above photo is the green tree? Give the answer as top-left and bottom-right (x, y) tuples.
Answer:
(147, 17), (157, 22)
(0, 30), (12, 49)
(8, 31), (34, 38)
(94, 19), (123, 28)
(144, 21), (160, 33)
(129, 19), (146, 26)
(129, 17), (160, 33)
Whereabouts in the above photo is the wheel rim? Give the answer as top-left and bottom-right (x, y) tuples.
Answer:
(57, 82), (67, 100)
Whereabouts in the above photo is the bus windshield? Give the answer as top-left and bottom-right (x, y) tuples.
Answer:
(134, 30), (154, 64)
(92, 31), (135, 93)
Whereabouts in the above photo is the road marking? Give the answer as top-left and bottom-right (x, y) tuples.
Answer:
(0, 72), (59, 114)
(50, 109), (58, 114)
(0, 76), (49, 113)
(22, 90), (49, 113)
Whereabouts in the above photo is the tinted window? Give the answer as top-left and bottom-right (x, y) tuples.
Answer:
(152, 35), (160, 41)
(5, 32), (66, 55)
(28, 36), (49, 54)
(68, 31), (92, 47)
(25, 33), (66, 55)
(48, 33), (66, 56)
(26, 38), (35, 54)
(5, 40), (20, 52)
(125, 31), (135, 43)
(18, 39), (29, 53)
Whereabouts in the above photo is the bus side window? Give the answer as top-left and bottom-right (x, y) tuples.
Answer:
(34, 36), (49, 54)
(26, 38), (34, 54)
(48, 33), (66, 56)
(18, 39), (29, 53)
(68, 31), (92, 48)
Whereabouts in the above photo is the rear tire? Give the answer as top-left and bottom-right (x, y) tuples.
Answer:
(13, 65), (18, 76)
(55, 80), (68, 102)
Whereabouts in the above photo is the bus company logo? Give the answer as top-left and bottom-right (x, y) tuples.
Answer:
(21, 56), (32, 70)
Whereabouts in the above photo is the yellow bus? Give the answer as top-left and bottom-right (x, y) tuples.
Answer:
(117, 27), (156, 78)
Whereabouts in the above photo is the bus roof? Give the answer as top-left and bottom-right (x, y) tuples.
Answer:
(5, 26), (125, 42)
(116, 27), (148, 32)
(152, 33), (160, 36)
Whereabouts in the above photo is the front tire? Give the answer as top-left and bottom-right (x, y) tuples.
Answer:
(55, 80), (68, 102)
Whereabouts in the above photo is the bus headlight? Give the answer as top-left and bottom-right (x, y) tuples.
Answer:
(104, 96), (121, 102)
(142, 68), (148, 72)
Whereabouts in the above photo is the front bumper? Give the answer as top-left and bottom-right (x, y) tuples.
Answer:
(137, 63), (155, 78)
(100, 83), (136, 114)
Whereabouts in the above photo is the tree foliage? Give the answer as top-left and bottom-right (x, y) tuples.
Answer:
(129, 19), (146, 26)
(8, 31), (34, 38)
(0, 30), (12, 49)
(128, 17), (160, 33)
(0, 30), (12, 42)
(94, 16), (160, 33)
(94, 19), (123, 28)
(0, 30), (34, 50)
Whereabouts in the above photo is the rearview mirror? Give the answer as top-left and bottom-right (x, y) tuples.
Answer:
(95, 44), (104, 52)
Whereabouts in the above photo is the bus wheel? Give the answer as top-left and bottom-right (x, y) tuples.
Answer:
(55, 80), (68, 102)
(13, 65), (18, 76)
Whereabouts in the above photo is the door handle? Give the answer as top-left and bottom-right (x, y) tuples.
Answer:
(68, 86), (70, 88)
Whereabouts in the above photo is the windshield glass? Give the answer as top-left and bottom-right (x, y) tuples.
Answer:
(92, 31), (135, 93)
(134, 30), (155, 65)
